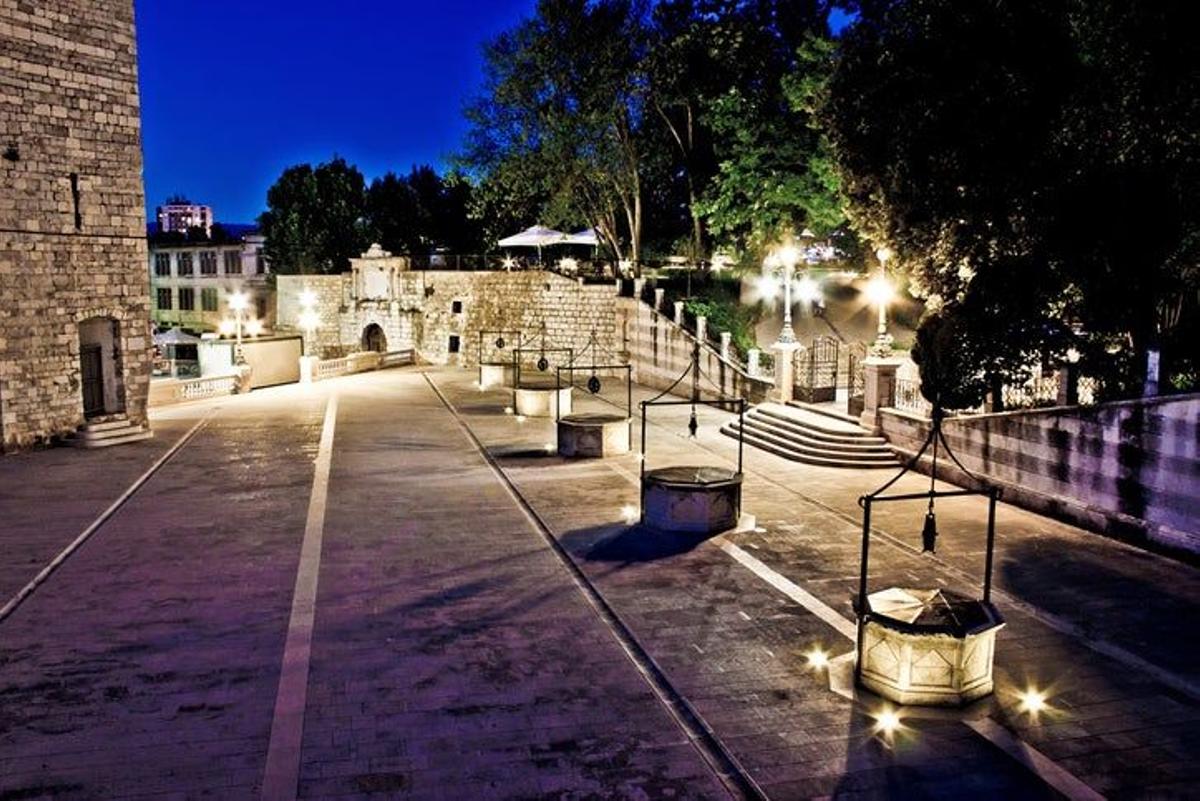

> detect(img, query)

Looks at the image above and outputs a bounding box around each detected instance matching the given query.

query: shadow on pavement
[561,523,717,566]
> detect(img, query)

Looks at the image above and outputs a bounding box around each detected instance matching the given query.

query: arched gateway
[361,323,387,353]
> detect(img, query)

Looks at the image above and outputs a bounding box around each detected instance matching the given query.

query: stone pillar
[720,332,731,361]
[860,356,903,432]
[772,342,801,403]
[1056,364,1079,407]
[299,355,318,384]
[748,348,760,377]
[654,288,665,311]
[633,278,645,299]
[695,316,707,346]
[673,300,684,324]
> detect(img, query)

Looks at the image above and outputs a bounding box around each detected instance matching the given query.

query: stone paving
[431,367,1200,800]
[0,366,1197,800]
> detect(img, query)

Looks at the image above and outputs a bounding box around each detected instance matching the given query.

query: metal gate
[80,344,104,417]
[794,336,839,403]
[846,342,867,417]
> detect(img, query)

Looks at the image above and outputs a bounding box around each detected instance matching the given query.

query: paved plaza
[1,367,1197,800]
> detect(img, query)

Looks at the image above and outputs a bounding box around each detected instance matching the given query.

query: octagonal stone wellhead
[854,587,1003,706]
[641,466,743,534]
[853,408,1004,707]
[557,413,631,458]
[513,381,573,417]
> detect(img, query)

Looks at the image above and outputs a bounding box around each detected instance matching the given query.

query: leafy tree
[824,0,1200,398]
[692,1,843,255]
[461,0,651,262]
[258,157,370,274]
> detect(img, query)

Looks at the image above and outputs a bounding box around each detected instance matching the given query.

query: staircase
[720,402,896,469]
[67,414,153,449]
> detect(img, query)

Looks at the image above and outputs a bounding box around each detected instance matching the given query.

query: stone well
[479,362,515,390]
[856,587,1004,707]
[514,381,573,418]
[642,466,742,535]
[557,413,631,458]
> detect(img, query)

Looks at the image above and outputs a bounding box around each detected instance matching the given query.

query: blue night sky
[135,0,537,225]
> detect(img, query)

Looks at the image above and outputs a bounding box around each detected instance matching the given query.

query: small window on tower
[69,173,81,230]
[451,300,463,314]
[448,335,461,354]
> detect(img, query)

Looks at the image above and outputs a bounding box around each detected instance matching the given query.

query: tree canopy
[258,159,482,274]
[823,0,1200,396]
[459,0,847,265]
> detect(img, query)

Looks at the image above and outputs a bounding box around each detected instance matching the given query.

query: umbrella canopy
[560,228,599,246]
[497,225,566,248]
[154,328,202,346]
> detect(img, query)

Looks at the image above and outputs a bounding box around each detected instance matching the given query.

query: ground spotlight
[805,647,829,670]
[1019,688,1048,715]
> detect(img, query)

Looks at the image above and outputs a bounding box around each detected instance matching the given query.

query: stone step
[74,423,145,442]
[787,400,864,427]
[738,416,893,456]
[722,424,896,469]
[72,429,154,449]
[753,406,887,446]
[79,416,131,432]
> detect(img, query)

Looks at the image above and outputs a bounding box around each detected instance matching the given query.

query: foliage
[367,166,484,256]
[698,17,847,255]
[460,0,650,262]
[644,271,761,359]
[258,157,370,275]
[259,158,483,273]
[824,0,1200,398]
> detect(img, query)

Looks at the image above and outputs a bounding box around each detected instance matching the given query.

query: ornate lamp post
[297,289,320,384]
[225,290,250,365]
[866,248,895,357]
[771,244,801,345]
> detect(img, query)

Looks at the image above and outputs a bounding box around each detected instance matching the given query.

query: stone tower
[0,0,152,450]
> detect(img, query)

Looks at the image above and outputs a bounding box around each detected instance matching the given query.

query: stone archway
[78,316,126,418]
[362,323,387,353]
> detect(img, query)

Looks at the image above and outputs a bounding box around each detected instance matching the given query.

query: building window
[255,296,268,320]
[201,288,218,312]
[448,335,461,354]
[223,250,241,275]
[177,252,194,276]
[154,252,171,276]
[255,248,266,274]
[178,287,195,311]
[200,251,217,275]
[452,300,463,314]
[156,287,172,310]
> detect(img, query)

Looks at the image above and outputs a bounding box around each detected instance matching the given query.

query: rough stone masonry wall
[413,271,619,368]
[881,395,1200,557]
[0,0,151,450]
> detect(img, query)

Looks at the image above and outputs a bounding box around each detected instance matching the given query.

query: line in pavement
[261,394,338,801]
[0,409,216,625]
[423,372,761,801]
[592,421,1110,801]
[599,389,1200,705]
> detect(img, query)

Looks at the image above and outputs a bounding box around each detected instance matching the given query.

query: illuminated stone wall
[0,0,151,450]
[881,395,1200,556]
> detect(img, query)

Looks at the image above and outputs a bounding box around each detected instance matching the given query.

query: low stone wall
[880,395,1200,557]
[617,298,773,405]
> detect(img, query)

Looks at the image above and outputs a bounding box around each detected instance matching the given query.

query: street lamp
[225,290,250,364]
[867,248,895,356]
[769,244,801,345]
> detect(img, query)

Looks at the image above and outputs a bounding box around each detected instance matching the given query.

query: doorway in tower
[78,316,126,418]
